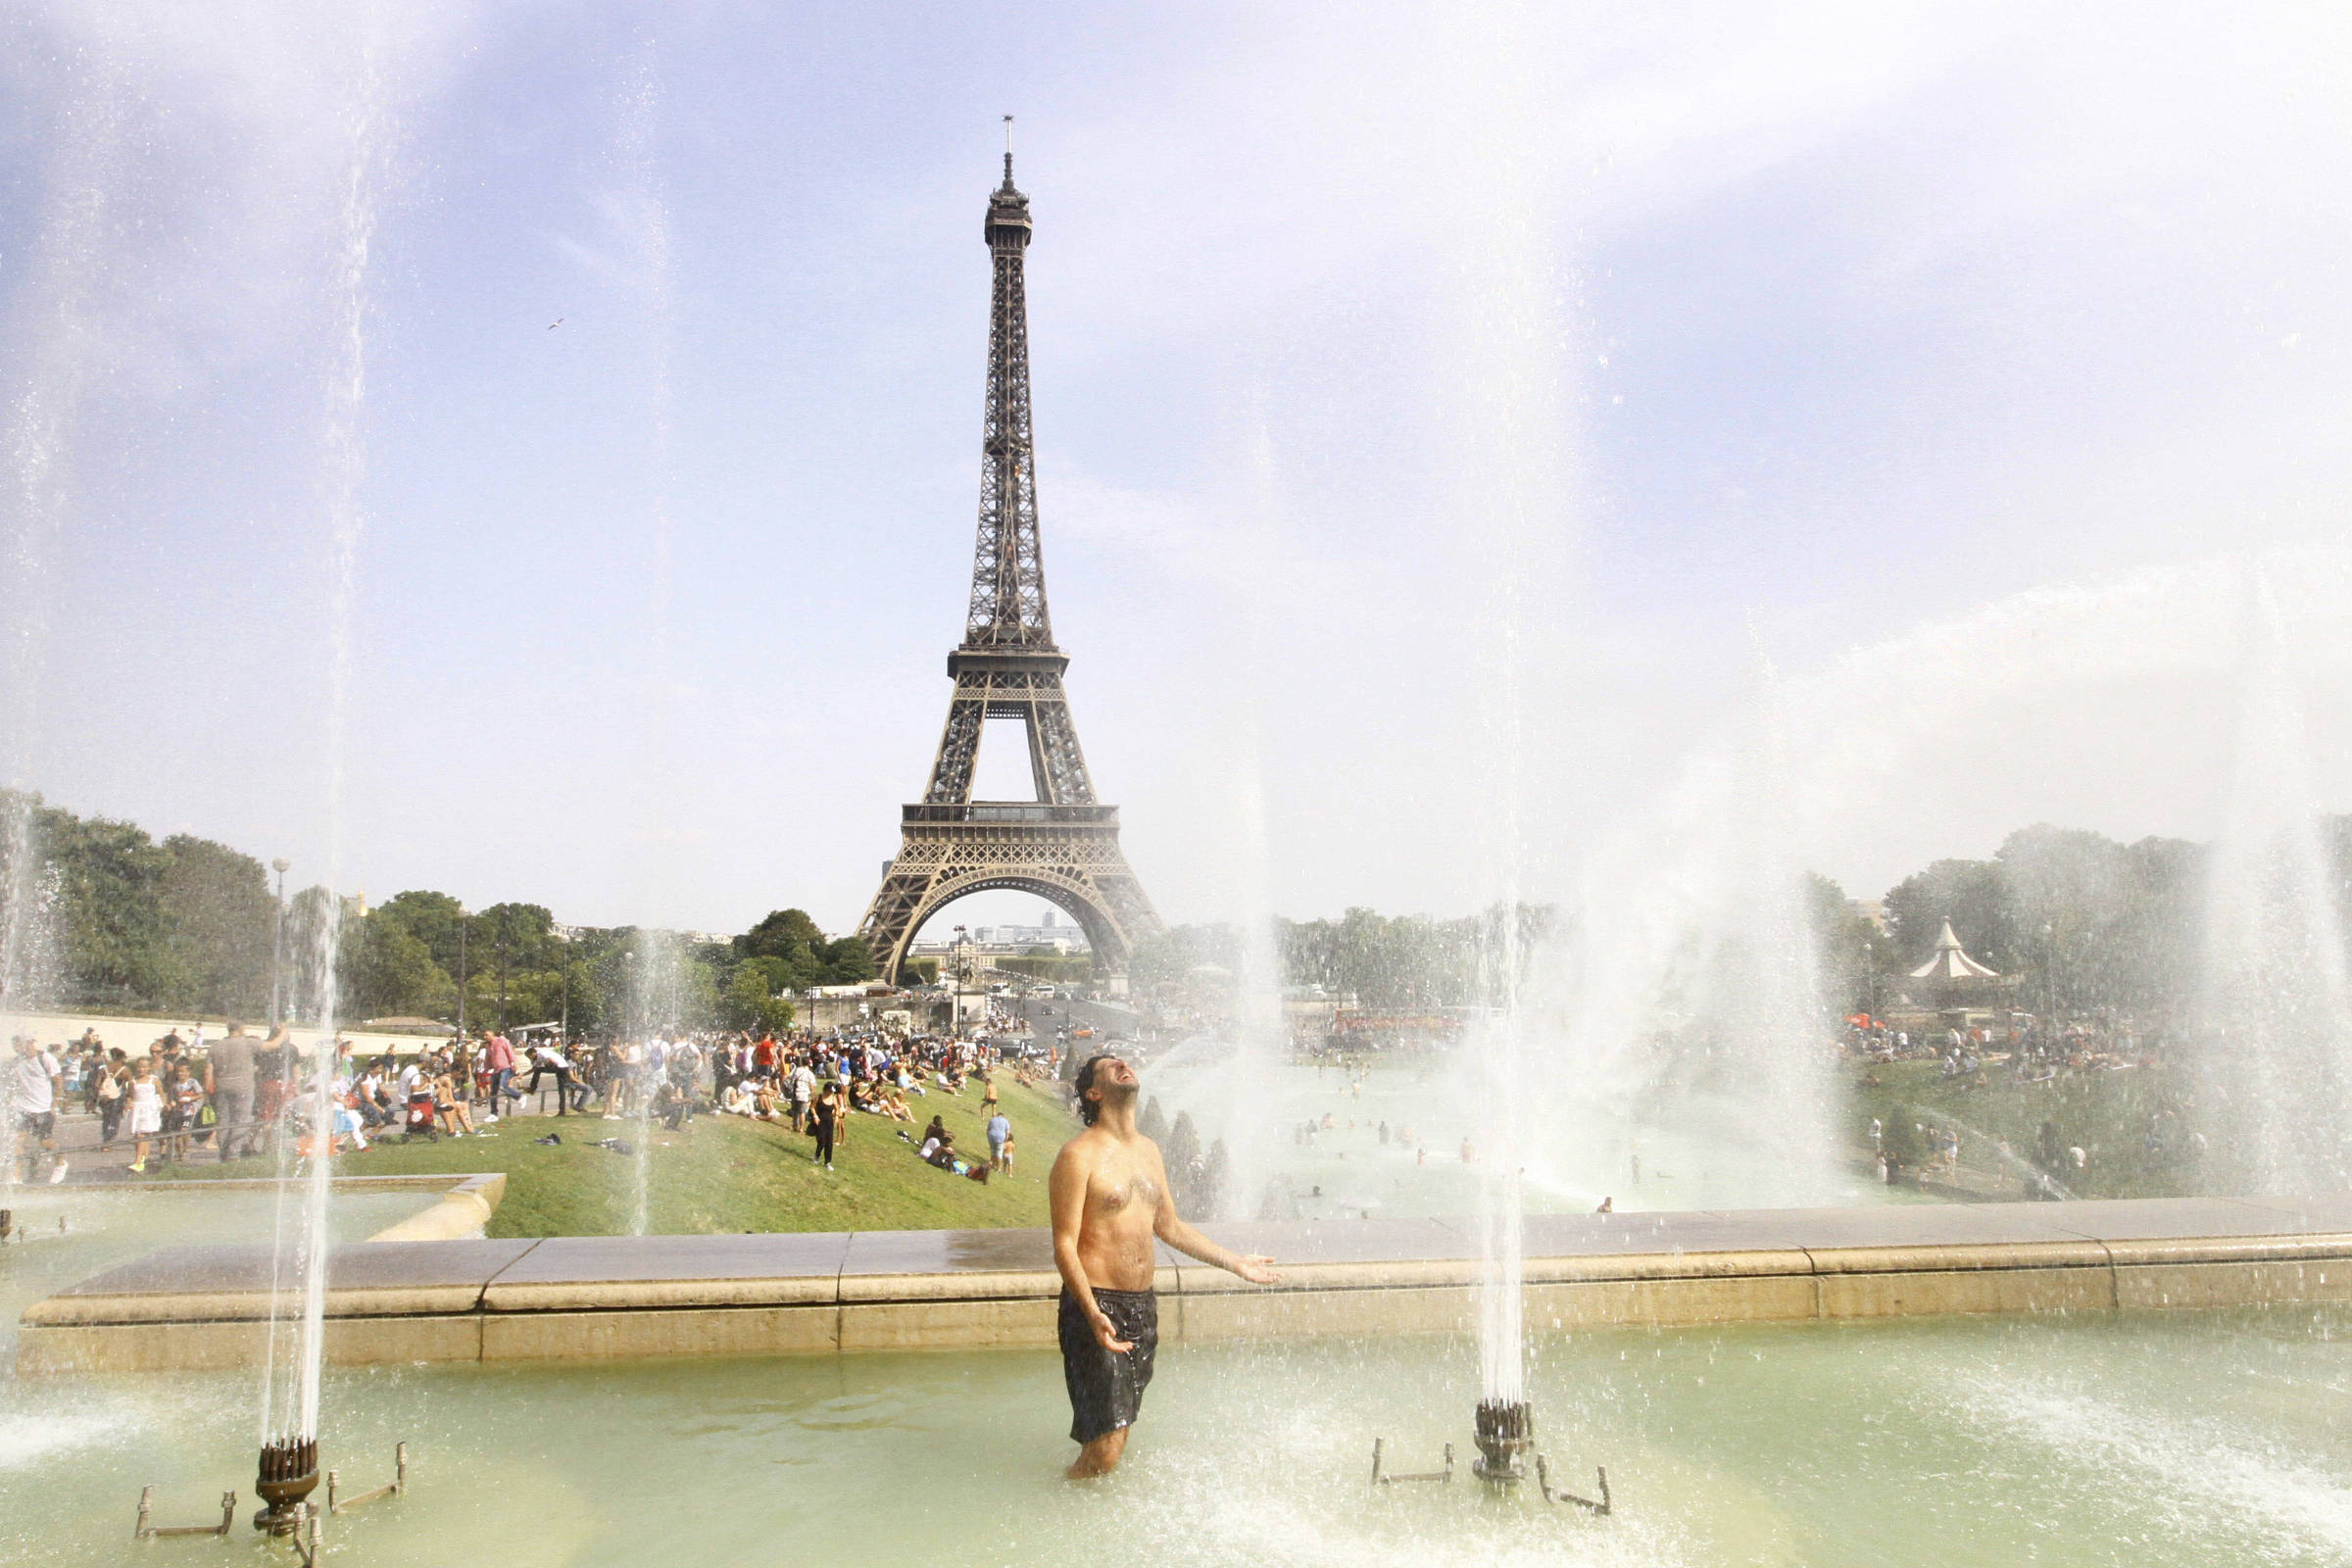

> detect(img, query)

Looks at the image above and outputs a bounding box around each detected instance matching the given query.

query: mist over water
[2195,575,2352,1195]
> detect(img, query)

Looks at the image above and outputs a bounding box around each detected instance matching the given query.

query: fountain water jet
[253,31,391,1531]
[2195,572,2352,1194]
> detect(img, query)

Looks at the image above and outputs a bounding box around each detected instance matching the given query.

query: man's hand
[1230,1254,1282,1286]
[1089,1303,1134,1353]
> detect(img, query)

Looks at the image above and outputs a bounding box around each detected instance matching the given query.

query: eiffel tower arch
[858,147,1162,991]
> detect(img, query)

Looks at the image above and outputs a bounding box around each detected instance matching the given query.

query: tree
[1165,1112,1202,1190]
[40,807,173,1007]
[819,936,877,985]
[1200,1138,1231,1218]
[375,890,468,979]
[739,908,825,960]
[721,960,795,1034]
[349,920,453,1019]
[156,834,273,1016]
[1807,872,1886,1015]
[1883,858,2017,973]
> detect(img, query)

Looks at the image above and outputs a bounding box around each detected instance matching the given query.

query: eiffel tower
[857,145,1161,992]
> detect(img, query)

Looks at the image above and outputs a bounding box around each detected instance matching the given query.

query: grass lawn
[1847,1057,2198,1199]
[140,1078,1075,1238]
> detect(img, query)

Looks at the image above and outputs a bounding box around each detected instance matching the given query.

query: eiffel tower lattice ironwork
[858,147,1162,989]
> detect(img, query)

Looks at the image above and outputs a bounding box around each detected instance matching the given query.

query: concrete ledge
[481,1305,837,1360]
[368,1174,507,1243]
[18,1313,484,1374]
[24,1195,2352,1373]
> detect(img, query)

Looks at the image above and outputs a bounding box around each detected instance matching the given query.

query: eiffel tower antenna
[858,150,1162,992]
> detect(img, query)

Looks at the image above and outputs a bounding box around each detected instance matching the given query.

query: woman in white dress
[125,1056,165,1172]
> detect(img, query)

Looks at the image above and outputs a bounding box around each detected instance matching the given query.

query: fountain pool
[1143,1054,1892,1221]
[7,1306,2352,1566]
[0,1188,436,1364]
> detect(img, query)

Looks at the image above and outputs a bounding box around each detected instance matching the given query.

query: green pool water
[0,1186,436,1363]
[8,1303,2352,1566]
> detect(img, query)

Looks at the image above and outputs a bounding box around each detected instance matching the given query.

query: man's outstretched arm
[1152,1159,1282,1285]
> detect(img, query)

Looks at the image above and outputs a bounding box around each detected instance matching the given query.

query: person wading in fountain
[1049,1054,1280,1479]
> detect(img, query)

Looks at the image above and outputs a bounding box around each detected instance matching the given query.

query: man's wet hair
[1074,1054,1121,1126]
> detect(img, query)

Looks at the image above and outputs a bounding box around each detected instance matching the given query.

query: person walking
[95,1049,126,1149]
[483,1030,516,1120]
[205,1022,261,1161]
[7,1035,67,1185]
[810,1082,841,1171]
[124,1056,165,1173]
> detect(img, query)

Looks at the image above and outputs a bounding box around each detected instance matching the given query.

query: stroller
[402,1088,440,1143]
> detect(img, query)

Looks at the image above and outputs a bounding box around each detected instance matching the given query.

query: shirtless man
[1049,1054,1279,1478]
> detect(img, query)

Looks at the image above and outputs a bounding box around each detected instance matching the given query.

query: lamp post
[456,907,468,1041]
[954,925,968,1033]
[559,929,571,1041]
[495,908,510,1032]
[1863,940,1877,1023]
[269,858,290,1026]
[2041,921,2057,1055]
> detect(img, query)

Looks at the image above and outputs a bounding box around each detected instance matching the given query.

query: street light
[954,925,968,1033]
[559,928,571,1041]
[456,907,468,1040]
[269,858,290,1026]
[2041,921,2057,1054]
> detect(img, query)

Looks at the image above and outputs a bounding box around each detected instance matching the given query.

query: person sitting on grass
[435,1067,475,1137]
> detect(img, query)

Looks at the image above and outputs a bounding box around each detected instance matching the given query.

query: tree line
[0,791,876,1035]
[1136,818,2352,1024]
[9,787,2345,1033]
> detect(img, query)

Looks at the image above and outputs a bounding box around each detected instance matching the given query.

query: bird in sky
[548,318,564,330]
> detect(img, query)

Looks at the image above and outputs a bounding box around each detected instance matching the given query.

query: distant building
[969,922,1088,953]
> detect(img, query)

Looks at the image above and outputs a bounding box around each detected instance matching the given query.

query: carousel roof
[1909,919,2001,981]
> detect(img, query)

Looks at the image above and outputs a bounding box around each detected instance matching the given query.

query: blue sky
[4,2,2350,938]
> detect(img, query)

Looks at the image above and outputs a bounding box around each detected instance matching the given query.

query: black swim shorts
[1058,1286,1158,1444]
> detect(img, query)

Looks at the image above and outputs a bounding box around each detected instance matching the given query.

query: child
[124,1057,165,1173]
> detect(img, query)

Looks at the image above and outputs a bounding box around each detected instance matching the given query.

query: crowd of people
[6,1018,1047,1184]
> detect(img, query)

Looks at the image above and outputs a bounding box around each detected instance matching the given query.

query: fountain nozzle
[1472,1398,1534,1485]
[254,1437,320,1536]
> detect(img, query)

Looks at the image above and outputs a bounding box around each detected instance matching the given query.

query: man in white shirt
[527,1041,575,1116]
[788,1060,816,1133]
[8,1035,67,1184]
